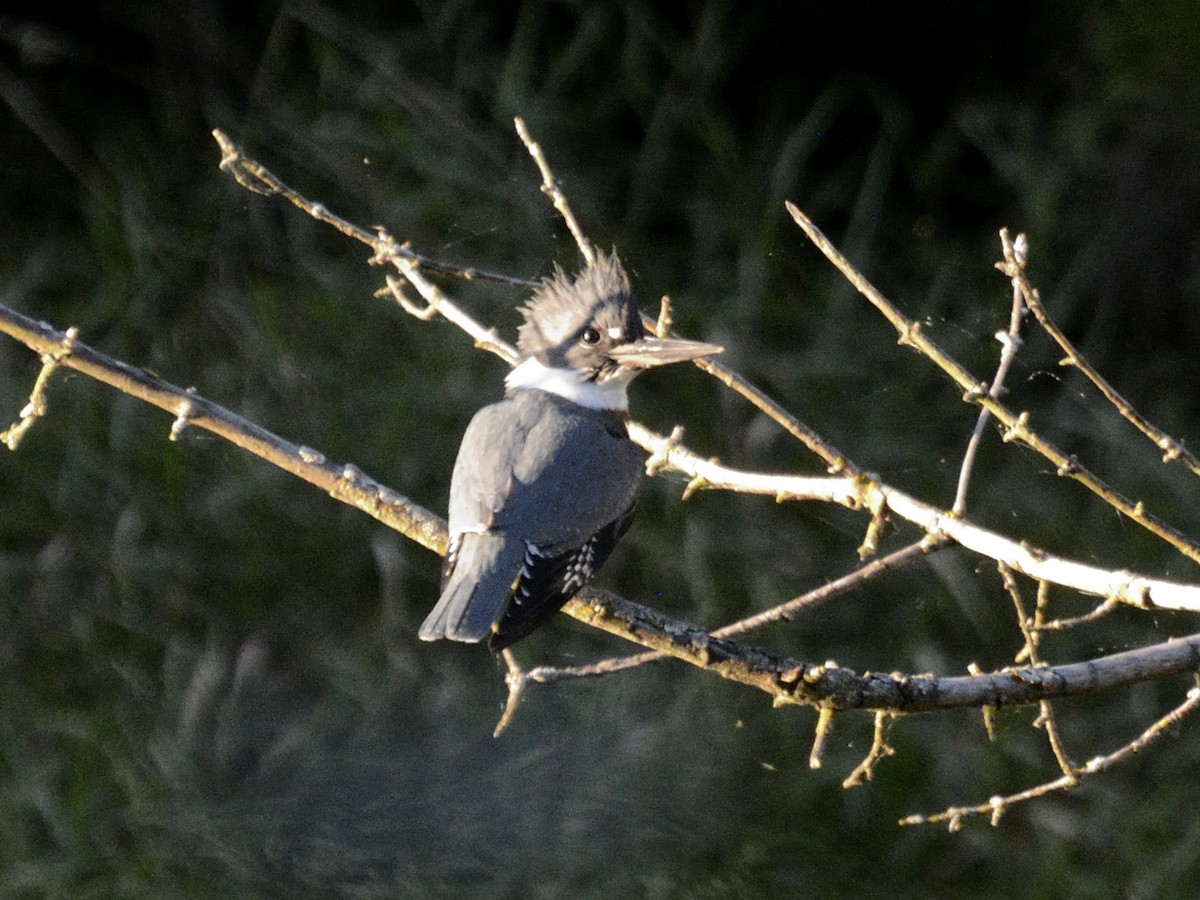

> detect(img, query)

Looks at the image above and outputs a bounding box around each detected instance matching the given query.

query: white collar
[504,358,630,411]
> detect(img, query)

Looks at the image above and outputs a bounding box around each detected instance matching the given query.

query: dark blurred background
[3,2,1200,897]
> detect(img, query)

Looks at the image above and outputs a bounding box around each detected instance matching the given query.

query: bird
[418,251,721,651]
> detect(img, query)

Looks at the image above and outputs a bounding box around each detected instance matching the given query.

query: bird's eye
[581,327,601,345]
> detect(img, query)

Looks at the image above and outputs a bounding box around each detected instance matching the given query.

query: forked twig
[1003,229,1200,478]
[1,325,77,450]
[843,712,898,788]
[786,201,1200,565]
[7,118,1198,825]
[901,675,1200,830]
[999,563,1075,778]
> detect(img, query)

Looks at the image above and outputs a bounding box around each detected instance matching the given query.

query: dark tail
[418,532,521,642]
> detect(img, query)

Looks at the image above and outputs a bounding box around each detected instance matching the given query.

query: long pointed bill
[608,336,723,369]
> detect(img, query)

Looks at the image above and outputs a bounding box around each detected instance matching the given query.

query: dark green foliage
[3,2,1200,896]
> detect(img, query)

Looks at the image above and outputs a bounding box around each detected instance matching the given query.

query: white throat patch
[505,358,630,411]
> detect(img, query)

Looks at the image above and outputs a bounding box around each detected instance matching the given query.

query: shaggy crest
[516,251,643,362]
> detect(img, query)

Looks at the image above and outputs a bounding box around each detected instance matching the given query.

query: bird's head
[513,252,721,394]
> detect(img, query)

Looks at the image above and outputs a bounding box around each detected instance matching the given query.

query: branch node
[1001,411,1030,443]
[169,388,199,442]
[644,425,685,477]
[989,795,1007,827]
[298,445,327,465]
[896,320,922,349]
[1055,455,1080,477]
[858,487,889,560]
[994,330,1023,353]
[961,382,988,403]
[385,274,439,320]
[1159,437,1184,463]
[681,474,708,502]
[842,711,897,788]
[1012,232,1028,267]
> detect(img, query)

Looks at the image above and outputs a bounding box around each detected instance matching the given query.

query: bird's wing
[495,393,643,546]
[488,504,637,651]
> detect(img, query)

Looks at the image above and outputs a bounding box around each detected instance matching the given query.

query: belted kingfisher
[418,251,721,650]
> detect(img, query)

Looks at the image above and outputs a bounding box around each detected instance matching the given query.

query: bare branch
[843,712,898,788]
[5,304,1200,720]
[1,324,77,450]
[952,231,1029,513]
[213,129,537,290]
[204,134,1200,614]
[0,303,445,552]
[786,201,1200,566]
[630,429,1200,613]
[1002,229,1200,478]
[901,676,1200,829]
[514,116,596,267]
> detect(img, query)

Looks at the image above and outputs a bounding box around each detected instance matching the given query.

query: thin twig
[514,116,595,267]
[1037,597,1120,631]
[809,707,837,769]
[953,231,1029,513]
[527,538,939,684]
[494,650,526,737]
[686,354,860,476]
[1,325,77,450]
[213,129,537,290]
[843,712,898,788]
[999,563,1075,778]
[1005,229,1200,479]
[901,675,1200,829]
[786,201,1200,566]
